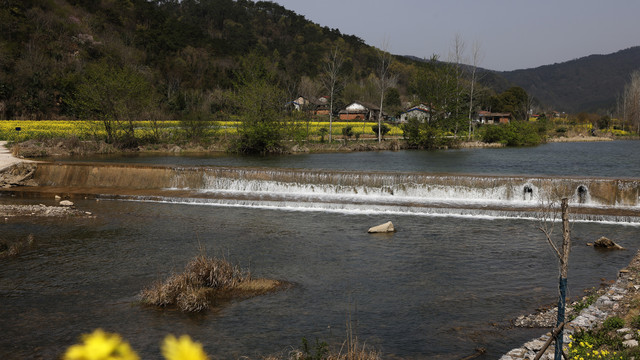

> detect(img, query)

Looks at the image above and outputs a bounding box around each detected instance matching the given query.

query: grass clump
[140,254,282,312]
[0,234,35,259]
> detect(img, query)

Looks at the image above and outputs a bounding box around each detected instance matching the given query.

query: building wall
[339,113,366,120]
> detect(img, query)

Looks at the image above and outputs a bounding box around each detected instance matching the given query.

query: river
[1,141,639,359]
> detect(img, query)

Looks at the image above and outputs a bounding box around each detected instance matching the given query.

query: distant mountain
[498,46,640,113]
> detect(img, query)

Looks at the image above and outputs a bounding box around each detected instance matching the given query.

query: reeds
[139,254,280,312]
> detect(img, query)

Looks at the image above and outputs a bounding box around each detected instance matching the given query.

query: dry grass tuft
[140,254,282,312]
[176,286,213,312]
[185,254,247,289]
[0,234,35,259]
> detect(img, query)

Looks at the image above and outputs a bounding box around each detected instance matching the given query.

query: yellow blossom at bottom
[162,335,209,360]
[64,329,139,360]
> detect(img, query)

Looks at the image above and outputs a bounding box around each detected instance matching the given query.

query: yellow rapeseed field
[0,120,404,141]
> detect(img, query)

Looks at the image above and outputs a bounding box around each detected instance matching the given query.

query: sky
[273,0,640,71]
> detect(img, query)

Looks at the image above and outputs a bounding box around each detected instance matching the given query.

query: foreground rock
[368,221,396,233]
[59,200,74,207]
[591,236,625,250]
[0,163,37,188]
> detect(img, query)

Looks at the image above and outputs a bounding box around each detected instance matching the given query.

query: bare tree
[376,40,397,143]
[467,40,483,140]
[322,46,344,143]
[448,34,466,138]
[623,70,640,134]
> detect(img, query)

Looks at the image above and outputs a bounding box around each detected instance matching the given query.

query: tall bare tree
[467,40,483,140]
[448,34,466,138]
[623,70,640,134]
[322,46,344,143]
[376,40,396,143]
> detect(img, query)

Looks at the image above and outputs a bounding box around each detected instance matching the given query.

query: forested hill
[2,0,637,121]
[0,0,386,120]
[498,46,640,113]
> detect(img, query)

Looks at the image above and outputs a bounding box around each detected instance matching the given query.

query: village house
[285,96,333,116]
[284,96,310,112]
[338,101,386,121]
[475,111,511,124]
[399,104,430,123]
[313,96,330,115]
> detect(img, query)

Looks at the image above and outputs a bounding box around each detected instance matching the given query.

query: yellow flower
[64,329,139,360]
[162,335,209,360]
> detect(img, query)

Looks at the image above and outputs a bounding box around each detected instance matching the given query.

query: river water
[46,140,640,178]
[1,141,639,359]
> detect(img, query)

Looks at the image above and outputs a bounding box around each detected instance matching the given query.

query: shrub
[318,127,328,143]
[371,123,390,139]
[140,254,249,312]
[341,125,354,140]
[603,316,625,331]
[401,118,457,149]
[481,121,542,146]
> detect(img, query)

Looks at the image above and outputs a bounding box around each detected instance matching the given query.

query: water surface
[46,141,640,178]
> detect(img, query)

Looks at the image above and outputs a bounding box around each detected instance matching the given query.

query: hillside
[0,0,385,120]
[499,46,640,113]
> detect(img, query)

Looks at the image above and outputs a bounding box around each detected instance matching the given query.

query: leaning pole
[555,198,571,360]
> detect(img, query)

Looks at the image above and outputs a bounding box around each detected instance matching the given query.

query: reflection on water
[1,198,638,359]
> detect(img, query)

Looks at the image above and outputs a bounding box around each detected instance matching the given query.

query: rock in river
[368,221,396,233]
[593,236,625,250]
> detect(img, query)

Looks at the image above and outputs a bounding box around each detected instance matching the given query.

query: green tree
[371,123,390,140]
[70,61,155,145]
[492,87,529,121]
[402,117,457,149]
[481,122,542,146]
[231,53,286,154]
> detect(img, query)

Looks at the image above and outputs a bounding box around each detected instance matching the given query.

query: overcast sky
[273,0,640,71]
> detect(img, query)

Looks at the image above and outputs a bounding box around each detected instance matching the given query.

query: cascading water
[25,163,640,224]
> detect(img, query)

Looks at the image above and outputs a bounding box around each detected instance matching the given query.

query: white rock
[368,221,396,233]
[617,327,632,334]
[623,339,639,348]
[54,195,61,200]
[524,339,546,351]
[59,200,74,207]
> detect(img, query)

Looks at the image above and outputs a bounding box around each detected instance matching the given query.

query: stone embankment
[501,250,640,359]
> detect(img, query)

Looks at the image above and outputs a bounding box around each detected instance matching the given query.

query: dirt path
[0,141,32,172]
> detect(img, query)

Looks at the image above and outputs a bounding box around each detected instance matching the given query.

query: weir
[14,162,640,222]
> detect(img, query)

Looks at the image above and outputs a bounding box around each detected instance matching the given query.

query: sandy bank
[548,136,613,142]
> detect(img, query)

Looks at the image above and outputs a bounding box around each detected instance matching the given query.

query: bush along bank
[502,250,640,359]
